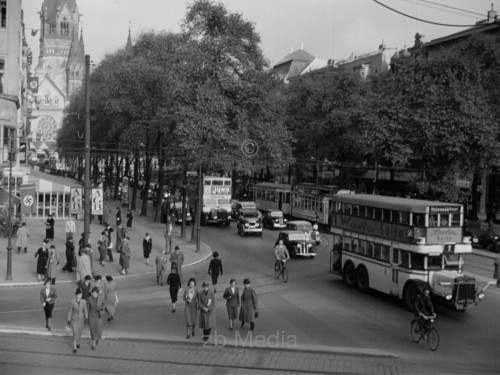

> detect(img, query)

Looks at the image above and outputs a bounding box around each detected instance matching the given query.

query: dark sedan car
[275,230,316,258]
[262,210,287,229]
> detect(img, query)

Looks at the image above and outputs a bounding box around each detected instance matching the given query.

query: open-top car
[262,209,287,229]
[275,230,316,258]
[237,208,263,236]
[286,220,321,244]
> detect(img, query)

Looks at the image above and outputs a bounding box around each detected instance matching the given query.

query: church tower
[31,0,84,142]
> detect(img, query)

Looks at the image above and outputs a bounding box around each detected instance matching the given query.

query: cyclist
[414,286,436,333]
[274,239,290,271]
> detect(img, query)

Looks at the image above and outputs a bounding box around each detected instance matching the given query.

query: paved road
[1,222,499,374]
[0,332,399,375]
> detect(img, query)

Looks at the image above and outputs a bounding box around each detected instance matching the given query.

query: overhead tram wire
[415,0,486,18]
[372,0,482,27]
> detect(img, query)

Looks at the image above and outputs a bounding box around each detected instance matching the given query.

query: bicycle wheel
[427,327,440,351]
[282,267,289,283]
[410,320,422,343]
[274,263,281,278]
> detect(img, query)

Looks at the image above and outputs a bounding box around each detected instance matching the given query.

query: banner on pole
[70,187,83,214]
[20,183,37,215]
[92,188,103,215]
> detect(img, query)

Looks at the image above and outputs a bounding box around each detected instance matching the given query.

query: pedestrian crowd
[16,205,260,353]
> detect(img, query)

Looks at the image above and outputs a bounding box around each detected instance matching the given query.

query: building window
[0,58,5,93]
[1,1,6,28]
[60,19,69,36]
[49,23,56,35]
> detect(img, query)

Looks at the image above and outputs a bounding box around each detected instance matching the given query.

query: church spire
[126,23,133,53]
[79,28,85,55]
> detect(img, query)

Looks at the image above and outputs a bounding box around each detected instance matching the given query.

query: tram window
[268,192,275,201]
[401,212,410,225]
[359,206,366,218]
[285,193,290,204]
[451,213,460,226]
[373,243,381,260]
[400,251,410,268]
[374,208,382,221]
[382,209,391,221]
[319,202,323,213]
[381,245,390,262]
[411,253,425,270]
[440,214,449,227]
[344,203,352,215]
[351,205,359,216]
[429,214,439,227]
[392,249,400,264]
[344,238,351,252]
[413,213,425,226]
[359,240,367,256]
[351,239,359,253]
[391,210,400,223]
[428,255,443,270]
[366,243,373,258]
[366,206,374,219]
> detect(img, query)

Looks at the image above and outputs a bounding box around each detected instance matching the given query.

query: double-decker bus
[201,176,232,226]
[253,182,351,227]
[329,194,490,311]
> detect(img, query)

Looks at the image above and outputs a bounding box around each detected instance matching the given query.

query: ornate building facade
[30,0,84,149]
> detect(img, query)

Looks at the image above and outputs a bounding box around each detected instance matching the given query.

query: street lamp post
[195,162,202,252]
[6,148,16,280]
[83,55,91,245]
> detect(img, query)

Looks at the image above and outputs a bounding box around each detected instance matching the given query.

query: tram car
[253,182,352,228]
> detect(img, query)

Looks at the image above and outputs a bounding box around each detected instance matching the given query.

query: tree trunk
[470,172,480,221]
[131,150,139,211]
[155,131,164,223]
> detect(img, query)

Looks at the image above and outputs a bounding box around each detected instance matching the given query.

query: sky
[21,0,500,68]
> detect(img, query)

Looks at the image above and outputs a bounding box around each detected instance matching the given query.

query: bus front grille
[454,277,476,303]
[218,210,228,220]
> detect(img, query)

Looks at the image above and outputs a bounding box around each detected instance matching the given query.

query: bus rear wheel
[356,266,370,292]
[343,262,356,288]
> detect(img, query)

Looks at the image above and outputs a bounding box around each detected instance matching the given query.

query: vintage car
[171,205,192,225]
[232,201,260,220]
[275,230,316,258]
[237,208,263,236]
[286,220,321,244]
[262,209,287,229]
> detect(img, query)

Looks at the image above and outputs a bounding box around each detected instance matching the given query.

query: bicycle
[410,314,440,351]
[274,259,288,283]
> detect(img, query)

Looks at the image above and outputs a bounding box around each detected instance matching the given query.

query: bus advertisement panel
[202,176,232,226]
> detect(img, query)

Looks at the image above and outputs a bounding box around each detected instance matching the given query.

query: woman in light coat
[198,281,216,341]
[45,245,60,285]
[87,287,105,350]
[183,278,198,339]
[103,275,118,321]
[76,247,92,282]
[15,222,30,253]
[67,287,88,354]
[155,250,168,285]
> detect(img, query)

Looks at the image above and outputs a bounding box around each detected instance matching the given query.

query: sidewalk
[0,200,211,287]
[0,330,401,375]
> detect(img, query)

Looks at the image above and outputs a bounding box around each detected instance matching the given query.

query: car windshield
[241,203,255,208]
[243,211,259,218]
[288,234,306,241]
[289,223,311,231]
[270,211,282,217]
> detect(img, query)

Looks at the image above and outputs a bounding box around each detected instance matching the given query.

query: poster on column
[70,187,83,214]
[92,189,103,215]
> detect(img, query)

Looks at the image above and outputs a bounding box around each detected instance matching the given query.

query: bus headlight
[244,223,249,228]
[478,292,485,300]
[445,294,453,301]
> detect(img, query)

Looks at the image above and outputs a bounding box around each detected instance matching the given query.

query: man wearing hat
[239,278,259,332]
[198,281,216,341]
